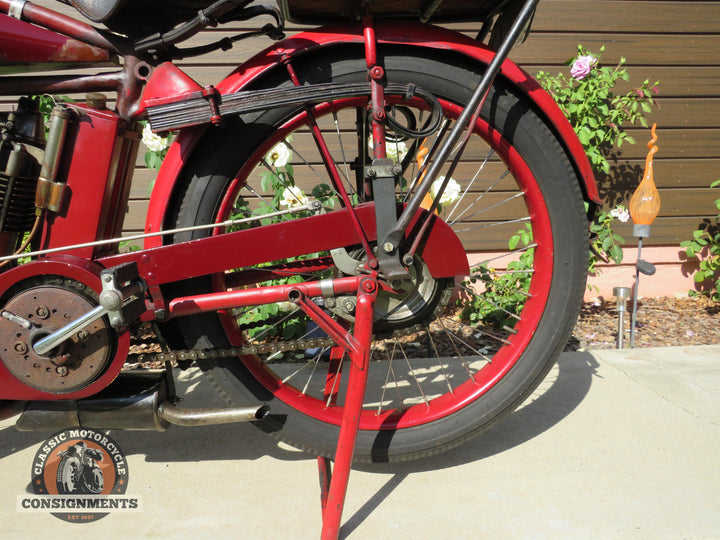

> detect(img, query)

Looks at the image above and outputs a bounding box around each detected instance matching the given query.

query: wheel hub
[0,283,113,393]
[330,248,453,331]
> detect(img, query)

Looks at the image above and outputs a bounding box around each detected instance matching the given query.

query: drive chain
[127,323,427,365]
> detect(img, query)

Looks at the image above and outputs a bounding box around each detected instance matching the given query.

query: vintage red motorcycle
[0,0,598,534]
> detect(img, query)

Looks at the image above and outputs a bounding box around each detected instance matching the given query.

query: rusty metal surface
[0,285,112,393]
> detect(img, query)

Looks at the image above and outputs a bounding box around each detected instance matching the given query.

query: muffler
[14,371,269,431]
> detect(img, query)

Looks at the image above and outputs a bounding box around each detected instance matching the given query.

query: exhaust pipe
[15,372,269,432]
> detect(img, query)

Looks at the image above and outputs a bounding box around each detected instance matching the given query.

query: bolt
[402,254,415,266]
[343,300,356,314]
[103,274,113,283]
[392,165,402,176]
[361,279,377,293]
[367,168,376,177]
[14,341,27,354]
[35,306,49,319]
[77,330,89,341]
[373,109,386,121]
[370,66,384,79]
[56,366,68,376]
[383,242,394,253]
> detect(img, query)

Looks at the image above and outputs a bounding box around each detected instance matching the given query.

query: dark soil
[566,295,720,351]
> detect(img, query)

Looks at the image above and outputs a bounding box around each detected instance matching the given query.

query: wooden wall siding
[3,0,719,249]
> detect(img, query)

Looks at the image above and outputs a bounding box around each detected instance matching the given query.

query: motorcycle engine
[0,97,44,258]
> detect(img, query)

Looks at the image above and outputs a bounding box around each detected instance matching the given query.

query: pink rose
[570,55,597,80]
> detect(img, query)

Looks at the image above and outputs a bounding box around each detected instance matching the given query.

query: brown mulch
[566,295,720,351]
[128,296,720,365]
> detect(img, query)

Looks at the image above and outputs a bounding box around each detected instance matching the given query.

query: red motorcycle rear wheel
[162,47,588,462]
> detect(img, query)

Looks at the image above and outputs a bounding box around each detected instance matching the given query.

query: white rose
[430,176,461,206]
[276,301,295,312]
[266,141,291,168]
[142,123,170,153]
[367,136,408,163]
[609,205,630,223]
[280,186,308,207]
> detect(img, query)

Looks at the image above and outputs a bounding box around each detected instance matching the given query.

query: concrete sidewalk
[1,346,719,539]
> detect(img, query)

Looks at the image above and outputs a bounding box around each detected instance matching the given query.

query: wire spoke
[332,111,355,194]
[440,317,498,359]
[325,352,345,408]
[452,216,530,233]
[446,149,495,221]
[449,166,509,225]
[457,283,523,322]
[283,139,341,197]
[451,190,524,225]
[435,317,478,378]
[473,242,538,268]
[426,329,454,394]
[399,341,430,407]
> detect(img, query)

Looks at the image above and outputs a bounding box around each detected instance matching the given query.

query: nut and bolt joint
[361,279,377,293]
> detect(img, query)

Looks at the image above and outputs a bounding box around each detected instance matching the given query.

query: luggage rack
[278,0,516,23]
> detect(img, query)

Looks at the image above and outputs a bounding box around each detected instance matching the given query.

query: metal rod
[630,237,643,348]
[33,304,106,356]
[383,0,541,250]
[613,286,630,349]
[0,203,314,263]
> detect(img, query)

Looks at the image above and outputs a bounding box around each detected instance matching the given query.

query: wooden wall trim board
[3,1,719,258]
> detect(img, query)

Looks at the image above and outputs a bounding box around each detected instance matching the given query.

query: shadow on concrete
[338,352,599,537]
[1,351,599,521]
[1,352,598,465]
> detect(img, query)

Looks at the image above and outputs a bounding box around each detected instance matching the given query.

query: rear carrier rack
[277,0,520,24]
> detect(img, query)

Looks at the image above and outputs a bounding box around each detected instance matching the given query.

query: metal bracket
[367,159,410,280]
[32,262,147,357]
[99,262,147,328]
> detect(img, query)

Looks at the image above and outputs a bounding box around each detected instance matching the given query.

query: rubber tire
[56,455,81,494]
[162,46,588,463]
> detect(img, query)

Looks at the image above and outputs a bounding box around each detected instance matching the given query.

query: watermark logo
[18,428,141,522]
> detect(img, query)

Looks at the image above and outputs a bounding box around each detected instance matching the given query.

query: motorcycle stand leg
[318,276,377,540]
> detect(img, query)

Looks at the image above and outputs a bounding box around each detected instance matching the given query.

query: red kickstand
[317,276,377,540]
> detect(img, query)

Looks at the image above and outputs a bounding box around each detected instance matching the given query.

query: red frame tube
[168,276,361,318]
[0,0,120,53]
[320,275,377,539]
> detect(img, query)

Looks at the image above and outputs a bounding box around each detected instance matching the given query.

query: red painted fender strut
[140,21,599,248]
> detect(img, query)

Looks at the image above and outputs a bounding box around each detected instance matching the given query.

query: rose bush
[536,46,659,174]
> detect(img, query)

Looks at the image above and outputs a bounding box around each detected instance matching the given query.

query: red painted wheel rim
[211,97,554,430]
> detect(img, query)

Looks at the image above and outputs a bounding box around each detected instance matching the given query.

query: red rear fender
[142,21,598,248]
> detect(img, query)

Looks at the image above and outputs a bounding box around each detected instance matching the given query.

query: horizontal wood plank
[532,1,720,33]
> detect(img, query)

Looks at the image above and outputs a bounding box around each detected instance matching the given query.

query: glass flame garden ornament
[629,124,661,346]
[629,123,661,236]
